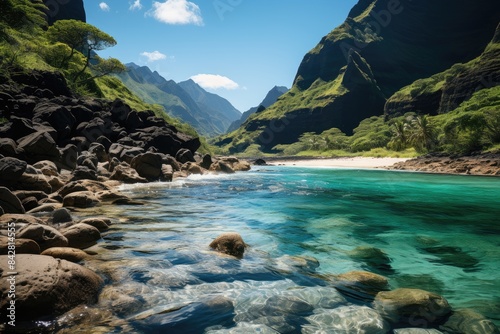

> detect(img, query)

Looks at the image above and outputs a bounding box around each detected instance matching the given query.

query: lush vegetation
[0,0,210,151]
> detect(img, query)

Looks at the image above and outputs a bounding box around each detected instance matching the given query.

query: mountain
[178,79,241,131]
[117,64,240,137]
[217,0,500,153]
[227,86,288,133]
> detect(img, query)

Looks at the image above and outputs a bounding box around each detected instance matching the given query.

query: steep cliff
[218,0,500,153]
[385,23,500,117]
[44,0,86,25]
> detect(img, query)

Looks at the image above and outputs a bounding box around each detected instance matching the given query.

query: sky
[86,0,358,112]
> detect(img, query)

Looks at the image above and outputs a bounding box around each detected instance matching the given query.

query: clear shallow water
[61,167,500,333]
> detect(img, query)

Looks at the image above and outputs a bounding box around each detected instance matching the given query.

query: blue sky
[86,0,357,111]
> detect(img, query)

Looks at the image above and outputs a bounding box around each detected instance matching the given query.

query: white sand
[268,157,410,169]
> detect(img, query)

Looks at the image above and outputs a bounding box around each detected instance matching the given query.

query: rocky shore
[389,153,500,176]
[0,69,251,329]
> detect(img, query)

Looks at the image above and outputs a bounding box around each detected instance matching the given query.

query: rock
[160,164,173,182]
[374,288,452,326]
[0,138,18,157]
[12,190,48,202]
[27,202,63,214]
[17,131,61,164]
[17,223,68,251]
[77,151,98,169]
[0,214,46,229]
[58,180,112,197]
[95,189,131,203]
[78,217,111,232]
[439,309,500,334]
[52,208,73,224]
[71,165,98,181]
[182,162,205,175]
[349,246,393,274]
[110,164,148,183]
[33,160,58,176]
[209,232,246,258]
[253,158,267,166]
[21,196,39,212]
[47,175,65,192]
[161,154,181,171]
[0,186,25,214]
[305,305,389,334]
[334,271,389,298]
[0,254,103,320]
[0,157,27,186]
[0,236,40,254]
[63,191,99,208]
[176,148,195,163]
[62,223,101,249]
[16,172,53,193]
[98,285,143,316]
[200,154,213,169]
[89,142,108,162]
[60,143,78,170]
[130,152,163,180]
[33,102,75,140]
[210,161,235,174]
[394,329,444,334]
[231,160,251,172]
[41,247,89,262]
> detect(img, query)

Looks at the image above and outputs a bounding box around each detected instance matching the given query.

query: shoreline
[265,157,410,169]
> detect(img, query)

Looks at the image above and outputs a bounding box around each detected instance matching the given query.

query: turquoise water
[64,167,500,332]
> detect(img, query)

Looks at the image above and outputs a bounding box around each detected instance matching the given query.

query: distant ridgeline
[217,0,500,154]
[116,64,241,138]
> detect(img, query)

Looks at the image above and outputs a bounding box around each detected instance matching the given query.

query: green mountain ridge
[217,0,500,154]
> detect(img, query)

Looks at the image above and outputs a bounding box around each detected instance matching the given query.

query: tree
[388,119,409,151]
[409,115,436,153]
[46,19,118,82]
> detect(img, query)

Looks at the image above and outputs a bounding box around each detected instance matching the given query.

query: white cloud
[190,74,239,90]
[129,0,143,10]
[149,0,203,25]
[99,2,110,11]
[140,51,168,62]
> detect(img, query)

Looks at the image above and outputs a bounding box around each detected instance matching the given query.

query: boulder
[58,180,112,197]
[63,191,99,208]
[209,232,246,258]
[88,142,108,162]
[334,271,389,298]
[439,309,500,334]
[160,164,174,182]
[0,214,46,229]
[77,217,111,232]
[71,165,98,181]
[209,161,235,174]
[60,143,78,170]
[52,208,73,224]
[253,158,267,166]
[32,102,76,140]
[374,288,452,326]
[32,160,58,176]
[0,157,27,186]
[17,223,68,251]
[0,138,19,157]
[200,154,213,169]
[17,131,61,164]
[0,186,25,214]
[62,223,101,249]
[394,329,444,334]
[182,162,205,175]
[0,236,40,255]
[110,164,147,183]
[0,116,36,140]
[41,247,89,263]
[12,190,48,202]
[15,172,53,193]
[130,152,163,180]
[0,254,103,320]
[161,154,181,171]
[21,196,39,212]
[176,148,195,163]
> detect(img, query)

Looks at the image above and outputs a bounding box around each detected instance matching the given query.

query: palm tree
[388,119,409,151]
[409,115,436,153]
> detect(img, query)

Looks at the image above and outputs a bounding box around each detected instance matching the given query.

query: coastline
[265,157,411,169]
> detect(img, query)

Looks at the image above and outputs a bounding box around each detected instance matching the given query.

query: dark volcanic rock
[17,131,61,164]
[44,0,86,25]
[0,186,25,214]
[130,152,163,180]
[0,157,27,186]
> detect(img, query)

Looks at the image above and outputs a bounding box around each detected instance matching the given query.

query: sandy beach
[267,157,410,169]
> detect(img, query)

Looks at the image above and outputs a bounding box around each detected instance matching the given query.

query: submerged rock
[0,254,103,320]
[374,288,452,327]
[334,270,389,299]
[439,309,500,334]
[209,232,247,258]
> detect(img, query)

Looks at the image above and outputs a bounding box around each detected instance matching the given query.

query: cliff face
[385,23,500,117]
[44,0,86,25]
[218,0,500,153]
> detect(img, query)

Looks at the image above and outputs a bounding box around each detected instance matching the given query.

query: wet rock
[200,154,213,169]
[0,186,25,214]
[52,208,73,224]
[182,162,205,175]
[62,191,99,208]
[110,164,148,183]
[78,217,111,232]
[264,295,314,316]
[41,247,89,262]
[0,254,103,320]
[209,232,246,258]
[394,329,444,334]
[160,164,174,182]
[0,236,40,254]
[62,223,101,249]
[304,305,389,334]
[253,158,267,166]
[349,246,393,274]
[334,270,389,298]
[98,286,143,316]
[374,288,452,326]
[210,161,235,174]
[0,156,27,186]
[0,213,45,229]
[130,152,163,180]
[439,309,500,334]
[17,223,68,251]
[16,172,53,193]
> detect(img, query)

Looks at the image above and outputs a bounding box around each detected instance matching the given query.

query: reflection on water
[55,167,500,332]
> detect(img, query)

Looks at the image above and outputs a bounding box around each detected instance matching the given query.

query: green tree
[388,119,409,151]
[46,19,118,82]
[409,115,436,153]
